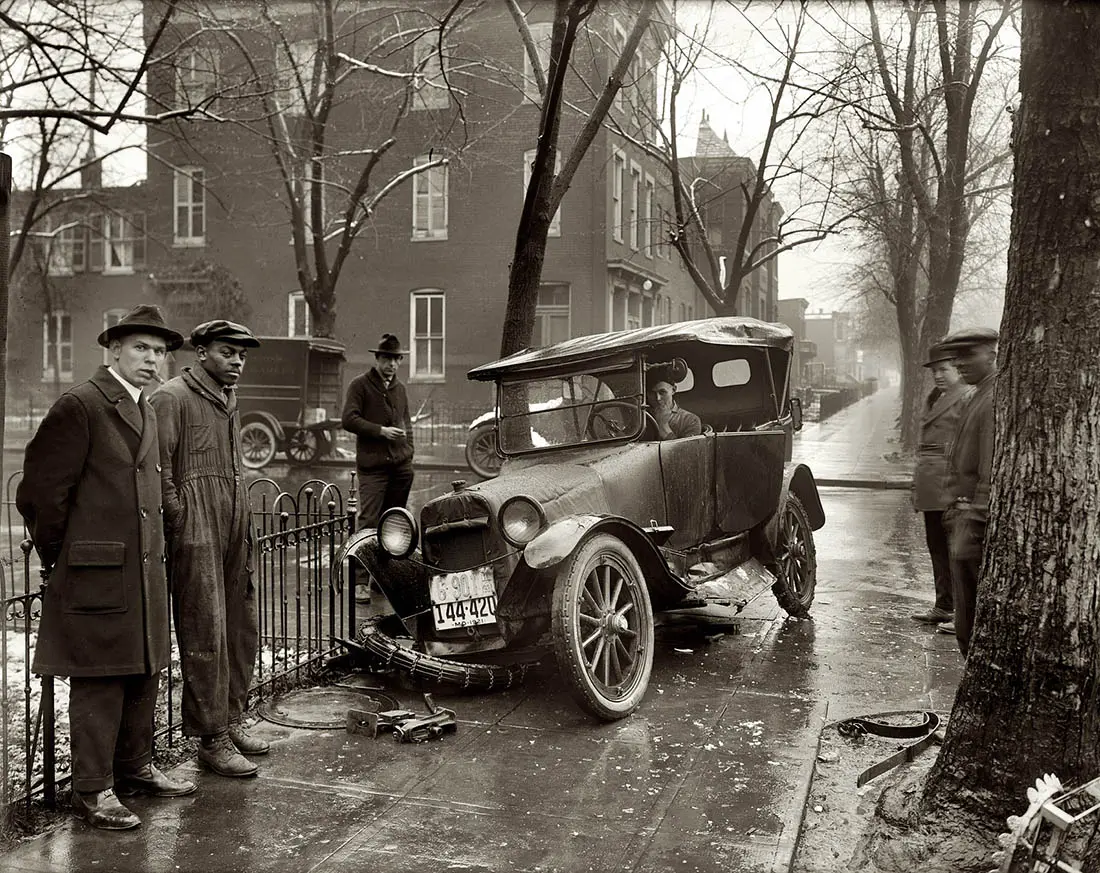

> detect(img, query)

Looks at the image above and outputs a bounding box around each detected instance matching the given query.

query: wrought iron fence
[0,471,356,824]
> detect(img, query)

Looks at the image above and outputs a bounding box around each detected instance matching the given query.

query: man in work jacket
[151,319,266,777]
[18,304,194,830]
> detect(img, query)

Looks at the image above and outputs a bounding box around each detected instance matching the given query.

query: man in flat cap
[17,304,195,830]
[910,341,971,628]
[342,334,416,555]
[151,320,267,777]
[940,327,999,657]
[645,364,702,440]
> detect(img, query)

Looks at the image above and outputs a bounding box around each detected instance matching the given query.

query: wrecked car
[340,316,824,721]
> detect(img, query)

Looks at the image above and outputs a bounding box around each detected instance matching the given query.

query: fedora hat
[98,304,184,351]
[369,333,409,356]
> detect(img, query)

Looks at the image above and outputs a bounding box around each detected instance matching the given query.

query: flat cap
[190,319,261,348]
[939,327,998,351]
[922,341,955,368]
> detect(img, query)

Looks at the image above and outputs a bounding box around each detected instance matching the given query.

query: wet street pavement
[0,483,964,873]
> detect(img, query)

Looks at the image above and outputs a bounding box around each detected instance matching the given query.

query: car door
[659,433,716,549]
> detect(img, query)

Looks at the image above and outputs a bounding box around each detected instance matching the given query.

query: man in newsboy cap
[150,320,269,778]
[939,327,999,657]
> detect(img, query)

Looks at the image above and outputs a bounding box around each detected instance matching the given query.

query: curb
[814,477,912,490]
[774,699,830,873]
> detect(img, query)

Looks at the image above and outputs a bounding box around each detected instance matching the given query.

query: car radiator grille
[420,493,494,572]
[423,529,489,572]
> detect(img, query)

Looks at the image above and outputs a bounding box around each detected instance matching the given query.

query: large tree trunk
[872,4,1100,869]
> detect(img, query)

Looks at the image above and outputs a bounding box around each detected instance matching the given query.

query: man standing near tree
[939,327,999,657]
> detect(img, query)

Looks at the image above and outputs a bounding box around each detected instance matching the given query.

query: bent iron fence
[0,472,359,829]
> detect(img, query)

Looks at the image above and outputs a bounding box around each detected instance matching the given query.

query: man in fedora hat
[150,319,267,778]
[17,304,195,830]
[910,340,971,629]
[939,327,999,657]
[342,333,416,545]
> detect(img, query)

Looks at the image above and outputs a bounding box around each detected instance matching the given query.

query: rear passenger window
[712,359,751,387]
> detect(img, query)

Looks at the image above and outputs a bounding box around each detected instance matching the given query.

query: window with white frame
[412,33,448,110]
[47,219,86,275]
[627,291,642,329]
[102,308,128,364]
[276,39,315,117]
[411,290,445,379]
[523,22,553,102]
[174,167,205,246]
[288,291,310,337]
[175,45,218,108]
[535,284,570,346]
[611,21,626,112]
[412,156,448,240]
[629,163,641,250]
[523,148,561,237]
[611,149,625,242]
[643,175,654,257]
[101,212,146,273]
[42,311,73,382]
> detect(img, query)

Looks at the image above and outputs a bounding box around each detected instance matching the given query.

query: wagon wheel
[585,400,643,440]
[771,494,817,617]
[240,421,278,470]
[285,428,322,464]
[465,423,502,479]
[551,533,654,720]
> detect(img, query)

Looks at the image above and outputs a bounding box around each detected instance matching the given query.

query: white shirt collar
[107,366,144,404]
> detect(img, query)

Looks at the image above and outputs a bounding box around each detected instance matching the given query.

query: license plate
[430,566,498,631]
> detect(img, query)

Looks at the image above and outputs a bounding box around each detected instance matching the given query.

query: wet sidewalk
[792,385,911,489]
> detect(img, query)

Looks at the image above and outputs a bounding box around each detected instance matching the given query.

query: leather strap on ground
[832,710,942,787]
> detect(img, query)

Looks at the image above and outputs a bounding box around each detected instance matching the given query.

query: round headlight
[378,507,418,558]
[499,496,546,547]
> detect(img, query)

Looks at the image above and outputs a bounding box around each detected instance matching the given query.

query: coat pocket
[64,541,127,614]
[189,423,215,453]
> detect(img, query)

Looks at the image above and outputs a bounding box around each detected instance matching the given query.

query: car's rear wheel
[551,533,654,720]
[285,428,322,464]
[240,421,278,469]
[465,423,502,479]
[771,494,817,617]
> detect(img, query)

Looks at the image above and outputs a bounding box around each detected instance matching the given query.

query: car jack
[347,693,457,743]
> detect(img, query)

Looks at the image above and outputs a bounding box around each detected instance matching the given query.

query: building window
[288,291,310,337]
[47,220,86,275]
[611,21,626,112]
[627,291,641,329]
[535,284,570,346]
[629,162,641,250]
[174,167,205,246]
[643,175,654,257]
[276,39,315,117]
[42,311,73,382]
[175,45,218,108]
[411,290,445,379]
[99,212,145,273]
[642,294,653,327]
[523,21,553,102]
[524,149,561,237]
[102,308,129,364]
[611,149,625,242]
[412,33,449,110]
[412,156,448,240]
[610,285,627,331]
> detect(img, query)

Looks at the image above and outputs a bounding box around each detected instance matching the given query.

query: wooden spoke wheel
[771,494,817,617]
[240,421,278,469]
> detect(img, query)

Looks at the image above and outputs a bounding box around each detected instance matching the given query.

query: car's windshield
[498,364,643,454]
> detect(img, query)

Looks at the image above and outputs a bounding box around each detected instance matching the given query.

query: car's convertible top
[468,316,795,381]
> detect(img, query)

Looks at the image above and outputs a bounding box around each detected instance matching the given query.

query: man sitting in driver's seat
[646,367,702,440]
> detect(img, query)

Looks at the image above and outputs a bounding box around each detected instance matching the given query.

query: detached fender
[761,463,825,552]
[336,528,430,623]
[241,410,286,444]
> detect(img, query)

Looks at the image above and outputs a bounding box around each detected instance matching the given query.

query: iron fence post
[41,677,54,810]
[347,470,357,638]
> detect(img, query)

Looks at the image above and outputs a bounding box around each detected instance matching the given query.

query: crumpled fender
[761,463,826,550]
[522,514,607,569]
[336,527,430,621]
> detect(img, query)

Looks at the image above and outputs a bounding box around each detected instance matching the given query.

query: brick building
[7,1,783,415]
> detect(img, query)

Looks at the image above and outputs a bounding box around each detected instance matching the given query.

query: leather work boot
[115,763,197,797]
[72,788,141,830]
[228,722,270,756]
[910,607,952,624]
[198,733,259,777]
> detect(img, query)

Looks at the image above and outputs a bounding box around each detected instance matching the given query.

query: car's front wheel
[551,533,654,720]
[240,421,278,469]
[771,494,817,617]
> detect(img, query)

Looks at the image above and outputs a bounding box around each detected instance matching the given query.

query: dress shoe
[936,621,957,635]
[911,607,952,624]
[72,788,140,830]
[116,764,197,797]
[228,722,270,756]
[354,584,372,603]
[199,733,259,777]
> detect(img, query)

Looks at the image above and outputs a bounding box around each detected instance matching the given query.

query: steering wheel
[586,401,646,440]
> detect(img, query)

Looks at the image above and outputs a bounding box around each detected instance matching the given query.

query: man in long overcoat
[151,320,265,778]
[910,341,971,629]
[941,327,999,658]
[17,305,195,830]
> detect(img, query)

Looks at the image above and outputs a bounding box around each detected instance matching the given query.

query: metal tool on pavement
[347,692,457,743]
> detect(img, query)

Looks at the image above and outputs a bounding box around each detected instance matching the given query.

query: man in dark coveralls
[17,305,195,830]
[342,332,416,531]
[940,327,999,657]
[151,320,266,777]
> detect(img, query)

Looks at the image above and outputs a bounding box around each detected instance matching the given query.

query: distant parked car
[341,317,823,720]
